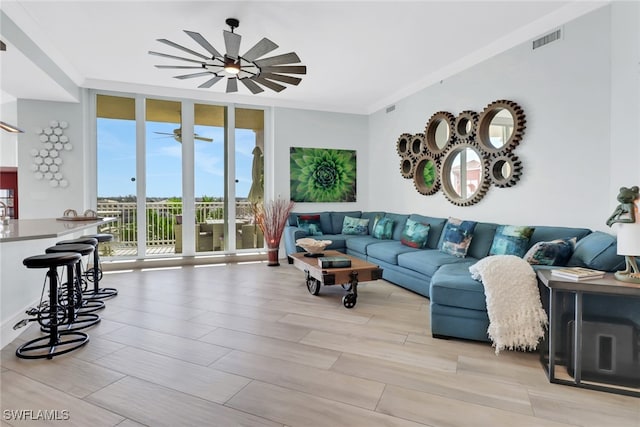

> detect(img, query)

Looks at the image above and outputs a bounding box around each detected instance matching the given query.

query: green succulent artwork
[423,159,436,188]
[290,147,356,202]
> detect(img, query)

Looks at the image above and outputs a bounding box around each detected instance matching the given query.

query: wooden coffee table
[290,250,383,308]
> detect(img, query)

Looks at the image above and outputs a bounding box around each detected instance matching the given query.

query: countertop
[0,217,116,243]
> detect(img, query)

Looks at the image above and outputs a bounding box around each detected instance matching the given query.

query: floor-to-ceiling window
[96,93,264,259]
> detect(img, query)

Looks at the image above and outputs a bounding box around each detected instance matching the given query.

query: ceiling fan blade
[254,52,301,67]
[149,51,204,65]
[242,38,278,62]
[240,78,264,94]
[153,132,176,136]
[155,65,204,69]
[157,39,209,60]
[259,72,302,86]
[226,77,238,93]
[260,65,307,74]
[253,77,286,93]
[223,30,242,59]
[184,30,222,58]
[198,75,223,88]
[195,136,214,142]
[174,71,214,80]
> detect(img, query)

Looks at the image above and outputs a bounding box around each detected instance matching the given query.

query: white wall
[272,107,369,212]
[368,4,636,232]
[17,99,85,218]
[609,1,640,196]
[0,91,19,167]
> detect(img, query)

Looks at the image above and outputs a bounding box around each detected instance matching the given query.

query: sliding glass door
[96,93,264,258]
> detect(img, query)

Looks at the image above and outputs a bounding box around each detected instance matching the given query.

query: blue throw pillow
[372,217,394,239]
[401,218,430,248]
[297,214,323,236]
[524,238,576,266]
[440,217,477,258]
[489,225,535,257]
[342,216,369,235]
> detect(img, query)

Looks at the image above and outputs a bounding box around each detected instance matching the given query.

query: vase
[267,247,280,266]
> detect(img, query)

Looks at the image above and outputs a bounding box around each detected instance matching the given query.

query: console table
[537,269,640,397]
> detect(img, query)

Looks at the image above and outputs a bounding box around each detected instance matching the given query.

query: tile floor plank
[93,346,250,404]
[86,376,280,427]
[212,350,385,410]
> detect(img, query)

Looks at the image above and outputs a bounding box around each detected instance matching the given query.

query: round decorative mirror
[454,110,478,143]
[410,133,424,158]
[440,144,489,206]
[396,133,412,157]
[425,111,455,155]
[399,156,415,179]
[413,154,440,195]
[477,100,526,153]
[489,154,522,188]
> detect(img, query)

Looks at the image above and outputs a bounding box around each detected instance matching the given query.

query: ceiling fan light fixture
[150,18,306,94]
[223,56,241,75]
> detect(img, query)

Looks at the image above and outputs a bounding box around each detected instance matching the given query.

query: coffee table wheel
[306,277,321,296]
[342,293,357,309]
[341,284,352,291]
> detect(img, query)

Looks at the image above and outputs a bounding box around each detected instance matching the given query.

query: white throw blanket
[469,255,548,354]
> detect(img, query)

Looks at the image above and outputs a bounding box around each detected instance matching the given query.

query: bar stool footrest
[15,332,89,359]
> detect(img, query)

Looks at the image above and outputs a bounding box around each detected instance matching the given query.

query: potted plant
[254,198,296,266]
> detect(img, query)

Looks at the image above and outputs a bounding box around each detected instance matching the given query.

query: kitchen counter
[0,217,115,243]
[0,217,115,348]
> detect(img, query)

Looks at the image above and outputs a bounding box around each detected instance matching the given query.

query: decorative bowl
[296,238,332,255]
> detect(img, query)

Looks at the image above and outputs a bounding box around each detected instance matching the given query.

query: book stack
[551,267,606,281]
[318,256,352,268]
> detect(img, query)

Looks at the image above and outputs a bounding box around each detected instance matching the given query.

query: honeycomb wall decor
[395,99,526,206]
[31,120,71,188]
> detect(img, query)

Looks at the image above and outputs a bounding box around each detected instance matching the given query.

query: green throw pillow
[440,217,477,258]
[297,214,323,236]
[342,216,370,235]
[372,217,394,239]
[524,238,576,266]
[489,225,535,257]
[401,218,430,248]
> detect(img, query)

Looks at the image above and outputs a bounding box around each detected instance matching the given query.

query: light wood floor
[1,261,638,426]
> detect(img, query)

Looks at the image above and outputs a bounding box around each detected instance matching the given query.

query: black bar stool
[16,252,89,359]
[45,243,102,331]
[55,237,106,306]
[81,233,117,299]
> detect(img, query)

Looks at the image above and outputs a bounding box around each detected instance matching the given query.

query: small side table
[537,270,640,397]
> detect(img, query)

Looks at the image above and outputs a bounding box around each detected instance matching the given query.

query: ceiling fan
[154,127,213,143]
[149,18,306,94]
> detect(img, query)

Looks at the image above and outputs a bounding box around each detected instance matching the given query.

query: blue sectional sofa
[284,210,633,342]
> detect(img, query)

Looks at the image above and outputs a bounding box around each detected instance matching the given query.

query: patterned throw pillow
[401,218,431,248]
[440,217,477,258]
[297,214,323,236]
[489,225,535,257]
[372,217,394,239]
[524,238,576,266]
[342,216,370,235]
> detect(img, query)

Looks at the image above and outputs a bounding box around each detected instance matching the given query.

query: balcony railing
[96,200,256,253]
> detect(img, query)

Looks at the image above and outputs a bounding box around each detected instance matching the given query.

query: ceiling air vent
[386,105,396,113]
[532,28,562,50]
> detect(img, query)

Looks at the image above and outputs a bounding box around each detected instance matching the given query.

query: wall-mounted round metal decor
[410,133,425,159]
[399,155,416,179]
[395,99,525,206]
[489,153,522,188]
[424,111,455,156]
[413,153,440,195]
[477,100,526,154]
[454,110,478,144]
[396,133,412,157]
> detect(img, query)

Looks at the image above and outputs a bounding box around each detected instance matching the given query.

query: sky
[97,118,258,199]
